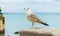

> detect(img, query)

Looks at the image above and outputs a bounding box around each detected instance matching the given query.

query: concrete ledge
[20,28,60,36]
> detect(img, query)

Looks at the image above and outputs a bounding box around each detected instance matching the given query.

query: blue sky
[0,0,60,13]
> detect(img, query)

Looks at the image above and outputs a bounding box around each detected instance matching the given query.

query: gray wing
[30,14,43,23]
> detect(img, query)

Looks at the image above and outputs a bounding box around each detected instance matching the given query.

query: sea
[3,13,60,36]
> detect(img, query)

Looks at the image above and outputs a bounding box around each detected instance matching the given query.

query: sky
[0,0,60,13]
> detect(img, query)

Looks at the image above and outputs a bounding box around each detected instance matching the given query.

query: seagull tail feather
[41,22,49,26]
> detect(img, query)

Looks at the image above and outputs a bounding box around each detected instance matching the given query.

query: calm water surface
[3,13,60,36]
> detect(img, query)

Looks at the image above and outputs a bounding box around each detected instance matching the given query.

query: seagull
[24,7,49,28]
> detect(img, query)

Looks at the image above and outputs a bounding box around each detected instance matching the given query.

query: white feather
[24,7,32,16]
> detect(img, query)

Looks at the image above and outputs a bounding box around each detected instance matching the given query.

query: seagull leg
[32,22,34,29]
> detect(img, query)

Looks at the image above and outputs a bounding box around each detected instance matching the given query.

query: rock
[0,7,5,34]
[20,28,60,36]
[0,24,5,34]
[14,31,19,34]
[0,29,4,34]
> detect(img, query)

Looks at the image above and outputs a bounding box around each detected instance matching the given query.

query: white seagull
[24,7,49,28]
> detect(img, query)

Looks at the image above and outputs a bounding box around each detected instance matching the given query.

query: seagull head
[24,7,32,15]
[24,7,31,11]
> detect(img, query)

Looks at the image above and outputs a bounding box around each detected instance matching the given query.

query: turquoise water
[4,13,60,36]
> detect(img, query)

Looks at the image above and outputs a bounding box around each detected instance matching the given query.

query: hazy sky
[0,0,60,13]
